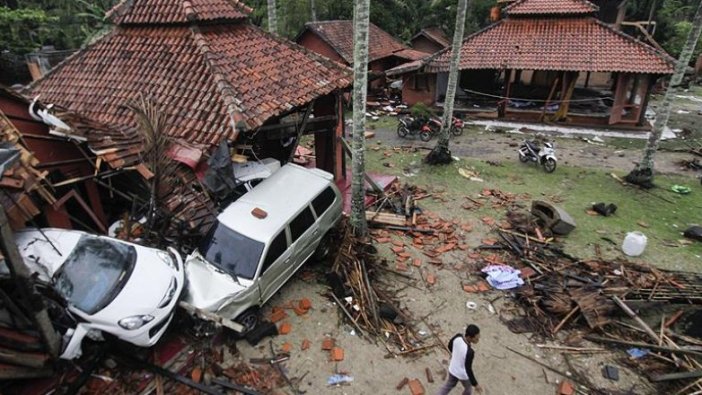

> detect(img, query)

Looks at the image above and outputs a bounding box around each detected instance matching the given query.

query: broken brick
[269,308,287,323]
[299,298,312,310]
[408,379,425,395]
[426,273,436,286]
[331,347,344,361]
[558,380,575,395]
[391,240,404,247]
[412,258,422,267]
[301,339,310,350]
[191,367,202,383]
[520,267,537,279]
[396,377,409,390]
[391,246,405,254]
[396,262,408,272]
[375,237,391,243]
[476,281,490,292]
[281,342,292,353]
[463,285,478,293]
[322,337,335,350]
[278,322,292,335]
[294,305,308,316]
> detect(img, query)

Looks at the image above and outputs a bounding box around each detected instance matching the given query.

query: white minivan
[184,164,342,333]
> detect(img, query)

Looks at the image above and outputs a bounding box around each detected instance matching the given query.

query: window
[262,231,288,273]
[289,206,315,242]
[199,224,264,280]
[54,236,136,314]
[411,74,429,91]
[312,187,336,217]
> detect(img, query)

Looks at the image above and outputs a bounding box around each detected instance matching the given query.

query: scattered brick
[322,337,335,350]
[391,240,404,247]
[398,252,412,258]
[391,246,405,253]
[558,380,575,395]
[299,298,312,310]
[412,258,422,267]
[396,377,409,390]
[376,237,391,244]
[396,262,409,272]
[269,308,287,323]
[425,368,434,383]
[278,322,292,335]
[520,267,537,279]
[281,342,292,353]
[331,347,344,361]
[301,339,310,350]
[191,367,202,383]
[463,284,478,293]
[408,379,425,395]
[426,273,436,286]
[476,281,490,292]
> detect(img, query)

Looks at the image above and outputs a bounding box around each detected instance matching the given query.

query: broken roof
[505,0,599,16]
[30,1,352,146]
[411,27,450,48]
[300,20,412,64]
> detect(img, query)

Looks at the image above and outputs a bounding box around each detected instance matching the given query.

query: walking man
[437,324,482,395]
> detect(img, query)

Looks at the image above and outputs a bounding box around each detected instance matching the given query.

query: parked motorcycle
[397,115,433,142]
[518,139,557,173]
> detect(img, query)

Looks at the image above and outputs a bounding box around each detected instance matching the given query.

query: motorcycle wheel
[397,124,409,138]
[543,158,557,173]
[419,130,432,142]
[451,126,464,136]
[518,152,529,163]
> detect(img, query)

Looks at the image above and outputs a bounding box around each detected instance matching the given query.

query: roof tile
[108,0,252,24]
[425,18,674,74]
[505,0,598,16]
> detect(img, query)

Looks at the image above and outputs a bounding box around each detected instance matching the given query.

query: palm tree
[350,0,371,237]
[310,0,317,21]
[626,1,702,187]
[426,0,469,165]
[267,0,278,34]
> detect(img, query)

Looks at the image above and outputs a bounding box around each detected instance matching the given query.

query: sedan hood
[183,252,249,312]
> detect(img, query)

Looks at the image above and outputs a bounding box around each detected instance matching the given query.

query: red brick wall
[401,73,436,106]
[296,31,348,66]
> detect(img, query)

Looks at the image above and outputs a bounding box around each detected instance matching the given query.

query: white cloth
[448,336,469,381]
[481,264,524,290]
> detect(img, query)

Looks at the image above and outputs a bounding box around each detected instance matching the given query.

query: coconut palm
[426,0,469,165]
[350,0,371,237]
[267,0,278,34]
[626,0,702,187]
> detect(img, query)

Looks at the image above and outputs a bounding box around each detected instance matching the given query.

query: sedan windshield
[200,224,264,280]
[53,236,136,315]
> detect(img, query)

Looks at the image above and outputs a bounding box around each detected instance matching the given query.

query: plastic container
[622,232,647,257]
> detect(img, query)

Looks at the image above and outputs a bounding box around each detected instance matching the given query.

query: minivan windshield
[53,236,136,315]
[200,224,264,280]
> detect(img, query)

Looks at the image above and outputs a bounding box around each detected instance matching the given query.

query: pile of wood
[329,222,431,356]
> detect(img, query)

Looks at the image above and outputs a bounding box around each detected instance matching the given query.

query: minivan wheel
[235,308,260,337]
[313,232,332,262]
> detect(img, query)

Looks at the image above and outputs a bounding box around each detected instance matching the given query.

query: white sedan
[13,229,184,359]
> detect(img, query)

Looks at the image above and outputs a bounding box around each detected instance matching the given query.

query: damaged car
[11,229,184,359]
[184,164,342,334]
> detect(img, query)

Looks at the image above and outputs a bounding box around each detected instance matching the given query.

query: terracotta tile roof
[411,27,450,48]
[30,23,351,145]
[107,0,252,24]
[302,20,409,64]
[392,48,429,61]
[505,0,598,16]
[424,18,674,74]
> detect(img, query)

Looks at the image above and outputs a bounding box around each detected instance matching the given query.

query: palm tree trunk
[267,0,278,34]
[426,0,469,165]
[350,0,371,237]
[626,1,702,187]
[310,0,317,21]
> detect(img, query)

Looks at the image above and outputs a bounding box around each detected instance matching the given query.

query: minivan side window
[312,187,336,217]
[290,206,315,242]
[262,231,287,273]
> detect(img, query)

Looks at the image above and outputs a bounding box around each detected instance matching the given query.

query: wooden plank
[584,335,702,358]
[650,370,702,382]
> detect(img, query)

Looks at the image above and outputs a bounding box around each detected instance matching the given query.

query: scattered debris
[531,201,576,235]
[683,225,702,242]
[592,202,617,217]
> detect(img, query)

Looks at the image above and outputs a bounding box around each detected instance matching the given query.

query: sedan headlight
[158,277,178,308]
[158,251,177,271]
[118,315,154,330]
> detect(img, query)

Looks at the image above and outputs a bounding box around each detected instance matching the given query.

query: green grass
[365,148,702,272]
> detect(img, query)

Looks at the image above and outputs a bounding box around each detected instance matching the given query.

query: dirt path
[371,123,698,177]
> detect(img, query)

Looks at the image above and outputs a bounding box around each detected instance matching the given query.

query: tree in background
[425,0,468,165]
[350,0,370,237]
[626,0,702,187]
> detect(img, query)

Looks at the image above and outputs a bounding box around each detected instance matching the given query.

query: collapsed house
[388,0,675,128]
[28,0,352,180]
[296,20,426,91]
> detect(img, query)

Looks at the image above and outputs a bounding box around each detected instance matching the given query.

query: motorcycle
[518,139,557,173]
[397,115,433,142]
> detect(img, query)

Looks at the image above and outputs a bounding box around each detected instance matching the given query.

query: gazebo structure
[388,0,675,128]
